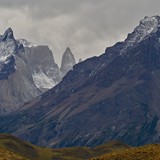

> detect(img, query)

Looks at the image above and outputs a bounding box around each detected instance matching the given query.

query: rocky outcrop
[60,47,76,76]
[0,29,62,113]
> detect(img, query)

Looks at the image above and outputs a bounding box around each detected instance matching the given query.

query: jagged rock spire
[60,47,76,76]
[2,27,14,41]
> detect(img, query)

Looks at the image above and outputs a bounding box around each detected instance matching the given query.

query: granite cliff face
[0,29,62,113]
[18,39,62,91]
[1,16,160,148]
[60,47,76,76]
[0,28,40,113]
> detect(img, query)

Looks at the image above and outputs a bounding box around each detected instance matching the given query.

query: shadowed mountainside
[1,16,160,148]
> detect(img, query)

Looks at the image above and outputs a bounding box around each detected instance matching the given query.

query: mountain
[0,28,62,113]
[18,39,62,91]
[0,134,130,160]
[60,47,76,76]
[1,16,160,148]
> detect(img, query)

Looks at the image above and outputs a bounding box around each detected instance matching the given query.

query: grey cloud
[0,0,160,65]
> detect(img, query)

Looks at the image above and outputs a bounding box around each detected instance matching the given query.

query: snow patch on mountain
[18,39,38,48]
[0,56,8,62]
[121,16,160,54]
[0,27,76,113]
[32,70,56,89]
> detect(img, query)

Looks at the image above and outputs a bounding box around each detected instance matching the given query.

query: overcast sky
[0,0,160,65]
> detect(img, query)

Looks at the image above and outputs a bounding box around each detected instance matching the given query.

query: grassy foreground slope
[0,147,29,160]
[1,134,160,160]
[91,144,160,160]
[0,134,129,160]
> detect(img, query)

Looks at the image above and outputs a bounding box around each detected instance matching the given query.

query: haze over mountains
[0,28,76,113]
[1,15,160,150]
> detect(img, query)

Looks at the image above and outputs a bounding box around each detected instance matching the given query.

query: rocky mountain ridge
[0,28,76,113]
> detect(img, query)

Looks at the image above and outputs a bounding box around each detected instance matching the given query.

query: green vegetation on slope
[0,134,130,160]
[0,147,29,160]
[91,144,160,160]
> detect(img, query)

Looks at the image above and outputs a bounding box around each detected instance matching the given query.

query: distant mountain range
[1,15,160,149]
[0,28,76,113]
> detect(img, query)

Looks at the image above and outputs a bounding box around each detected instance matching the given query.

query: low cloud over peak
[0,0,160,65]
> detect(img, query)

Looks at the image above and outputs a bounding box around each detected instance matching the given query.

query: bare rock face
[60,47,76,76]
[18,40,62,91]
[0,29,62,113]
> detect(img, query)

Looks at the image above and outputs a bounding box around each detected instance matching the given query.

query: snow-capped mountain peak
[2,27,14,41]
[0,28,24,62]
[0,28,16,61]
[0,28,63,113]
[121,16,160,54]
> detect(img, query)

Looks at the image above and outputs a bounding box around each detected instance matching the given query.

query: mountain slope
[1,134,160,160]
[18,40,62,91]
[0,148,29,160]
[91,144,160,160]
[0,28,41,113]
[0,29,62,113]
[1,16,160,147]
[0,134,130,160]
